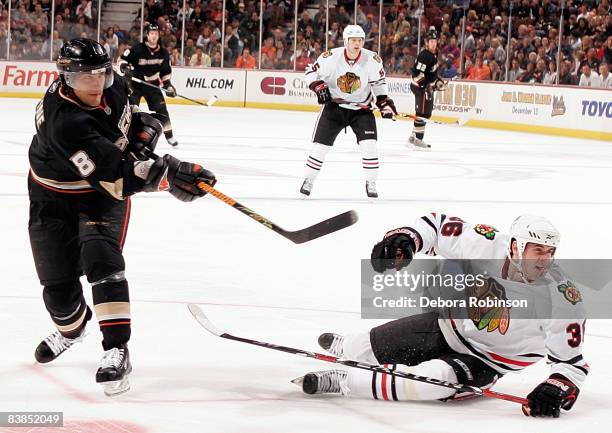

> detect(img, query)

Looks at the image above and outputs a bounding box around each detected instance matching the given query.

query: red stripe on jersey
[486,352,536,367]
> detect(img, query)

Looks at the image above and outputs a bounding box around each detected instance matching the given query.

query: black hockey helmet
[425,28,438,41]
[145,23,160,36]
[56,38,113,90]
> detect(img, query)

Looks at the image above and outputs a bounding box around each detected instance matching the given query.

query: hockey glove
[375,95,398,119]
[522,375,579,418]
[165,155,216,202]
[370,228,418,272]
[309,80,332,105]
[433,77,448,92]
[118,62,134,79]
[128,111,163,160]
[163,81,177,98]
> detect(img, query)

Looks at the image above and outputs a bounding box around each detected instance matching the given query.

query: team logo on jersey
[337,72,361,94]
[322,50,332,58]
[558,281,582,305]
[373,54,382,63]
[467,278,511,335]
[473,224,498,240]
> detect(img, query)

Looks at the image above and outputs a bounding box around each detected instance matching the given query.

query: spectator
[599,63,612,88]
[466,57,490,80]
[183,37,196,61]
[191,45,211,67]
[558,60,578,85]
[75,0,92,21]
[578,63,600,87]
[488,60,502,81]
[542,60,557,85]
[235,46,256,68]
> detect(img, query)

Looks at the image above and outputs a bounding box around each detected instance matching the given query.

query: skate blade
[101,377,131,397]
[412,144,431,152]
[290,376,305,387]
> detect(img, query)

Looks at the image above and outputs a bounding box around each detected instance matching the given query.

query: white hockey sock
[342,331,379,364]
[304,143,332,180]
[359,139,379,181]
[345,359,457,401]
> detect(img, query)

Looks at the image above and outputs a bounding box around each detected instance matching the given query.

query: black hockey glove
[432,77,448,92]
[118,62,134,80]
[165,155,216,202]
[309,80,331,105]
[522,375,579,418]
[163,81,177,98]
[370,228,418,272]
[375,95,398,119]
[128,111,163,160]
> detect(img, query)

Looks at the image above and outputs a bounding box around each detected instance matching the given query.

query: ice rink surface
[1,98,611,432]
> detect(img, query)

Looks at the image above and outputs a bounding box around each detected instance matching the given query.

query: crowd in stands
[1,0,610,87]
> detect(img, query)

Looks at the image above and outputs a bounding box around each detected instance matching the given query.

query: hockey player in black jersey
[28,38,216,396]
[118,24,179,146]
[409,28,447,150]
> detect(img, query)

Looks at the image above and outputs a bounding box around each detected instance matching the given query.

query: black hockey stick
[149,153,358,243]
[130,76,218,107]
[187,304,528,405]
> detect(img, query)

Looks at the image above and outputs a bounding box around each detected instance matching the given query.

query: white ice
[0,98,611,433]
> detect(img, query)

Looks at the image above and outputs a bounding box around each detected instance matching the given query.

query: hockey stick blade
[196,181,358,244]
[187,304,528,405]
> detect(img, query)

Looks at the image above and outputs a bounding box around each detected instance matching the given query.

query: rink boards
[0,61,610,141]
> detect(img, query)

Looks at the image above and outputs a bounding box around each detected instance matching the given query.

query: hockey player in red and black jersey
[118,24,179,146]
[409,28,447,150]
[28,38,216,396]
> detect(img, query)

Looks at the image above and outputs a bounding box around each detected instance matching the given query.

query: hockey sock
[413,119,426,140]
[359,139,379,181]
[305,143,332,180]
[345,359,457,401]
[342,331,380,364]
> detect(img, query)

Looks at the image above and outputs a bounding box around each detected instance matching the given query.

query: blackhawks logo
[474,224,498,240]
[558,281,582,305]
[337,72,362,94]
[467,278,511,335]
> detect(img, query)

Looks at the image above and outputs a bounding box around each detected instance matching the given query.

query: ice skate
[318,333,345,357]
[292,370,348,395]
[35,329,87,364]
[96,344,132,396]
[365,180,378,198]
[167,137,179,147]
[409,134,431,151]
[300,178,314,196]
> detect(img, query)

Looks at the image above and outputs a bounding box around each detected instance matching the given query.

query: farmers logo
[261,77,286,95]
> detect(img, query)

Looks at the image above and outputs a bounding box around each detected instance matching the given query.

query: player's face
[72,71,106,106]
[347,37,364,56]
[520,242,556,282]
[427,39,438,52]
[147,30,160,46]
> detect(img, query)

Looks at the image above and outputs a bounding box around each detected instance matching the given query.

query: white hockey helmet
[508,214,560,260]
[343,25,366,47]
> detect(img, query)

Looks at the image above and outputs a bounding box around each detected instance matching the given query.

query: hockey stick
[130,76,218,107]
[187,304,528,405]
[149,153,358,243]
[332,99,467,126]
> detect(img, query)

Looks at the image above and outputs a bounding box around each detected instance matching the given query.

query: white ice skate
[300,178,314,196]
[409,134,431,151]
[96,344,132,397]
[292,370,348,395]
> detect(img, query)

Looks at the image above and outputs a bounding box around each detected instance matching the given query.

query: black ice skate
[300,178,314,196]
[167,137,179,147]
[365,180,378,198]
[318,332,345,357]
[96,344,132,396]
[35,307,91,363]
[292,370,348,395]
[35,329,87,363]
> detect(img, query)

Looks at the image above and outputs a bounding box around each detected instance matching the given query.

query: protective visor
[63,64,114,92]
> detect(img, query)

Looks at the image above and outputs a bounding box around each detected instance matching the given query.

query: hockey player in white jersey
[300,25,397,198]
[295,214,588,418]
